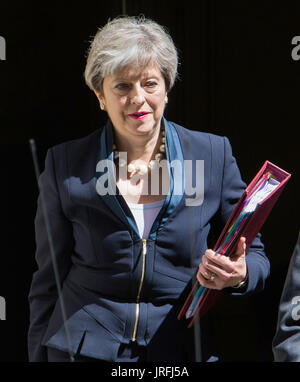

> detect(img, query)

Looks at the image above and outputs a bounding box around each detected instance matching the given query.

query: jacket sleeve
[219,136,270,296]
[272,231,300,361]
[27,147,73,362]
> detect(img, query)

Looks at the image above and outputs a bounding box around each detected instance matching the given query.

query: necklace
[113,128,166,176]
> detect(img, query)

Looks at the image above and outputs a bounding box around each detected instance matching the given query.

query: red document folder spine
[178,161,291,327]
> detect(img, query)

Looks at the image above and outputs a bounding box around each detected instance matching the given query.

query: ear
[94,91,106,110]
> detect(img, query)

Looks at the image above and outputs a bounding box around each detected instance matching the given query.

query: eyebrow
[112,73,160,82]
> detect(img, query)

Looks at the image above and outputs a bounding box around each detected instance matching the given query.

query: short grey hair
[84,15,178,94]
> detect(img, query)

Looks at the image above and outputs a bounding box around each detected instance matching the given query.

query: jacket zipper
[132,239,147,342]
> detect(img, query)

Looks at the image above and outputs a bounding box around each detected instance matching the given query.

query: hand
[197,237,247,290]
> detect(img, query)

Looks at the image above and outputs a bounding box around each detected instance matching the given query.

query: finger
[203,250,226,269]
[197,270,218,289]
[200,255,234,282]
[231,236,246,259]
[197,270,225,290]
[204,251,235,273]
[204,261,234,281]
[198,263,213,281]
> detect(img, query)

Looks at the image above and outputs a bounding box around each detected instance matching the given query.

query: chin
[131,123,156,135]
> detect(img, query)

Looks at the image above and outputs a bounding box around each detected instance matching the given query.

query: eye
[115,83,130,90]
[145,81,157,88]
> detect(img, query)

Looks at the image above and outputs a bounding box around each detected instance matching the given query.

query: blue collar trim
[95,117,184,241]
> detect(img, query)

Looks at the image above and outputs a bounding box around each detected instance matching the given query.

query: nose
[130,85,145,105]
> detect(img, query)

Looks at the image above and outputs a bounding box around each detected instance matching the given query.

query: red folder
[178,161,291,327]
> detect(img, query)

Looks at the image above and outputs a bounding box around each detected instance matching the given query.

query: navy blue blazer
[28,118,270,362]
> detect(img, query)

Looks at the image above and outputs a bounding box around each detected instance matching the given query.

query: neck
[113,125,162,163]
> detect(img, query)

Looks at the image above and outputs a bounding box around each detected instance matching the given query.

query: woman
[28,15,270,362]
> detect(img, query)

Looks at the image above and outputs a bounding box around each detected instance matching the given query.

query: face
[95,63,168,140]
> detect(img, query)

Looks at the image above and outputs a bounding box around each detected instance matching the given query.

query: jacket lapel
[94,119,137,236]
[94,117,185,240]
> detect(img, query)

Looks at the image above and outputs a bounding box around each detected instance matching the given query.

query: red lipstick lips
[129,111,150,120]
